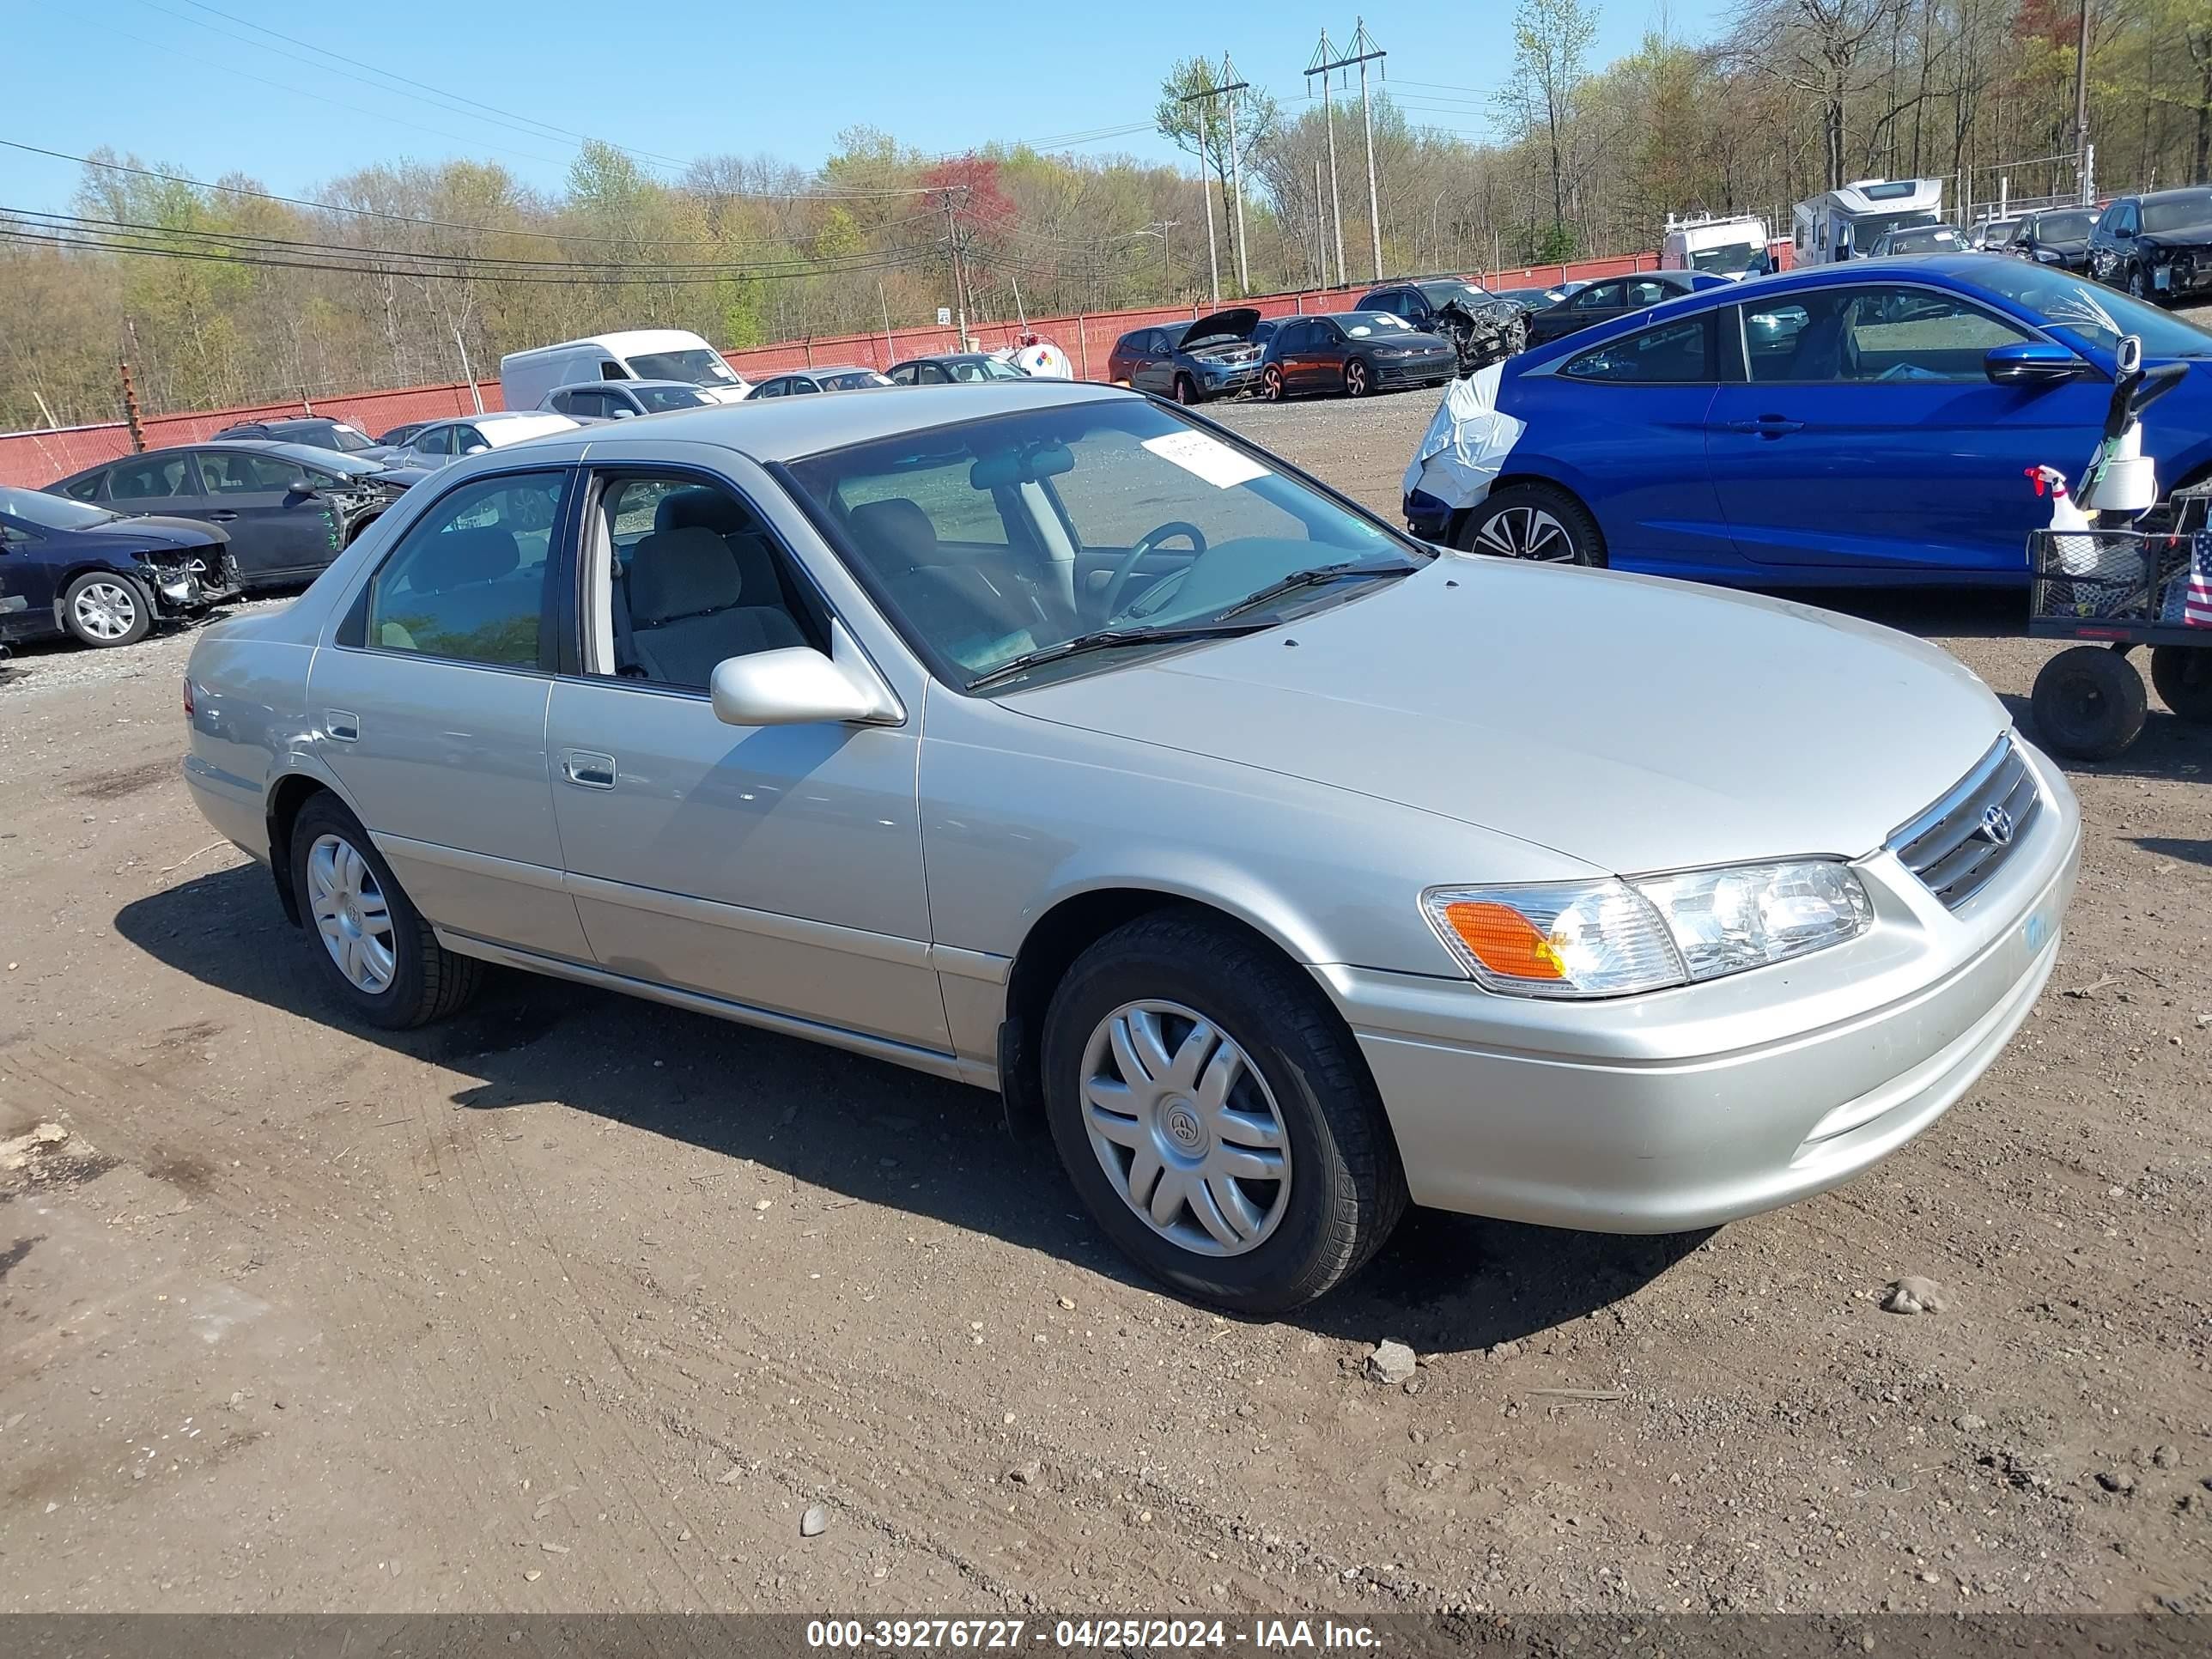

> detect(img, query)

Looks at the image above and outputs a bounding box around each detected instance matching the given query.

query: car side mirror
[611,405,635,419]
[1985,341,2093,386]
[286,473,317,495]
[710,633,902,727]
[460,441,490,456]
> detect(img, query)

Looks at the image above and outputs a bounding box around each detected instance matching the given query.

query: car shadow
[1798,584,2028,641]
[2134,836,2212,867]
[112,864,1693,1351]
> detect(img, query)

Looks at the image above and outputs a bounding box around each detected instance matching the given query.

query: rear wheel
[289,793,483,1029]
[2032,645,2148,760]
[1041,910,1407,1314]
[1454,483,1607,567]
[62,573,151,648]
[2149,644,2212,723]
[1343,358,1371,398]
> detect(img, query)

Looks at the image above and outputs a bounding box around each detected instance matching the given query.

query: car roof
[890,353,999,368]
[471,380,1130,466]
[555,378,704,393]
[792,365,881,377]
[2140,187,2212,204]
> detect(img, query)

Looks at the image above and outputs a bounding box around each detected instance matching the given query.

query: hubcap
[307,833,396,994]
[1474,504,1575,562]
[72,581,137,641]
[1263,368,1282,400]
[1079,1000,1291,1258]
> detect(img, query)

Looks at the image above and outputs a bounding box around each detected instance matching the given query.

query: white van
[497,329,750,412]
[1660,213,1772,280]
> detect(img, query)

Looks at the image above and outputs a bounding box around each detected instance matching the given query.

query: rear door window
[362,471,567,665]
[1561,315,1715,384]
[108,453,195,501]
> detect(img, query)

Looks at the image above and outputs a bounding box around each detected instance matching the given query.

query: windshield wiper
[1211,560,1414,622]
[967,622,1274,690]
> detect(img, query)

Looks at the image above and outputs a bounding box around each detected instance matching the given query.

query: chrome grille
[1887,738,2040,911]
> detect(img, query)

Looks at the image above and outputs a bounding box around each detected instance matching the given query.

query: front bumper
[1197,364,1262,398]
[1373,355,1455,390]
[1322,739,2081,1234]
[2151,252,2212,295]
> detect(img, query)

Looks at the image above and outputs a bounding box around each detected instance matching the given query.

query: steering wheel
[1101,521,1207,619]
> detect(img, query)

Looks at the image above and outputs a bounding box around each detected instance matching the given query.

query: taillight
[183,677,195,720]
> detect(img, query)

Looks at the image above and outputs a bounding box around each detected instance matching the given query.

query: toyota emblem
[1978,804,2014,846]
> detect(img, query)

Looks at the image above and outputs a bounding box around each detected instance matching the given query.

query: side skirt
[434,928,1000,1093]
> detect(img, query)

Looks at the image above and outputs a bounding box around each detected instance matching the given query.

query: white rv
[1791,179,1946,264]
[498,329,750,412]
[1660,214,1773,280]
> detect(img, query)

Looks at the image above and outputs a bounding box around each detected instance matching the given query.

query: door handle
[560,749,617,789]
[1724,416,1805,436]
[208,510,239,521]
[325,709,360,742]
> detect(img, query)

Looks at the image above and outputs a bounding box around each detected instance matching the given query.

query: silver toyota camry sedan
[180,381,2081,1312]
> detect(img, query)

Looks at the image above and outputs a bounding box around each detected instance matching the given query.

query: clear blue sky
[5,0,1730,211]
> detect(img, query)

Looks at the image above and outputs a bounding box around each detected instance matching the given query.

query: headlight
[1422,860,1872,1000]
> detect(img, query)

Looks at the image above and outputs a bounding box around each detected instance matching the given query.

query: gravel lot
[0,389,2207,1618]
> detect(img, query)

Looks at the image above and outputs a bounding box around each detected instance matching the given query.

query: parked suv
[1106,309,1268,403]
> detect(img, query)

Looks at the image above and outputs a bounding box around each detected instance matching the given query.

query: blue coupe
[1403,254,2212,586]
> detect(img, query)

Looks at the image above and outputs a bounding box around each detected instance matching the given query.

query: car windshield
[823,370,893,390]
[2035,210,2095,240]
[634,385,710,412]
[625,347,740,386]
[1689,241,1765,274]
[785,401,1421,691]
[2141,192,2212,234]
[1886,228,1963,252]
[1847,209,1939,246]
[1,485,118,529]
[269,443,377,476]
[1965,260,2212,357]
[1337,313,1413,335]
[1418,282,1492,308]
[320,424,375,453]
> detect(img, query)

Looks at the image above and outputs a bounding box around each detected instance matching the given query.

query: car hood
[80,515,228,550]
[1001,558,2008,874]
[1182,307,1265,346]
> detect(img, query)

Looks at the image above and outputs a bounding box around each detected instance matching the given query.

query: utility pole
[1198,173,1220,302]
[2073,1,2092,206]
[1222,54,1251,295]
[118,360,146,453]
[1314,22,1387,283]
[1179,64,1249,296]
[938,187,973,349]
[1307,29,1346,287]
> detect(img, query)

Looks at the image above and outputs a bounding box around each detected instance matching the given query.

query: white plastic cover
[1401,363,1526,512]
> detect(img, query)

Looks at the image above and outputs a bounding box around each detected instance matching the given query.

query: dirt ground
[0,388,2208,1620]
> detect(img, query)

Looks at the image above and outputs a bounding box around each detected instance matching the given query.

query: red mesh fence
[0,249,1701,487]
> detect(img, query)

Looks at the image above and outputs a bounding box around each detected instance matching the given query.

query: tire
[1040,908,1408,1315]
[289,793,483,1030]
[1259,363,1285,402]
[1343,358,1372,398]
[2031,645,2148,760]
[2149,644,2212,724]
[61,572,152,648]
[2128,264,2156,303]
[1173,374,1198,405]
[1453,482,1607,567]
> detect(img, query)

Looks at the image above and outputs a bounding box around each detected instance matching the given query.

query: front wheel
[1343,358,1371,398]
[1041,910,1407,1314]
[1454,483,1607,567]
[2128,264,2156,303]
[2032,645,2148,760]
[62,573,151,647]
[1173,374,1198,405]
[289,793,483,1029]
[2149,644,2212,723]
[1259,363,1285,402]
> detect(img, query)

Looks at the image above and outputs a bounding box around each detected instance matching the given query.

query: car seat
[626,525,805,687]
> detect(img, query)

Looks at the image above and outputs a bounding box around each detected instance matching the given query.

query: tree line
[2,0,2203,431]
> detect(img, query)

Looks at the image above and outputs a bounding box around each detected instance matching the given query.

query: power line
[0,223,943,285]
[6,204,946,270]
[144,0,695,173]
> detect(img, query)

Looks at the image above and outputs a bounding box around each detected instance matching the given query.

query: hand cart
[2027,494,2212,759]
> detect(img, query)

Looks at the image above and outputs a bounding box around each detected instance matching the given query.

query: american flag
[2190,539,2212,629]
